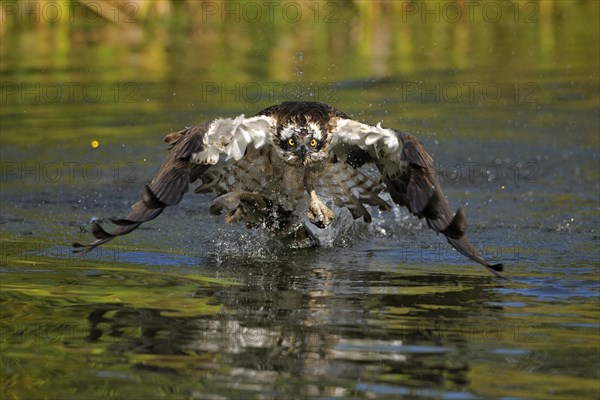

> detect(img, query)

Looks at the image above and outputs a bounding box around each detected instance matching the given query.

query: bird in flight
[74,101,504,277]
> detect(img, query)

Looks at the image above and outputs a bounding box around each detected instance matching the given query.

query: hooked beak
[296,145,308,162]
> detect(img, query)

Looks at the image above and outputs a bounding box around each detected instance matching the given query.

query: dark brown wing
[73,123,210,253]
[388,130,504,276]
[331,120,504,277]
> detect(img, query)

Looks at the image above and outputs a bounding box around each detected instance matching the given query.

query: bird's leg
[224,207,244,224]
[210,191,268,214]
[210,191,269,225]
[307,190,334,229]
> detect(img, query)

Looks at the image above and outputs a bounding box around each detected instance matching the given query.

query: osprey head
[276,121,328,165]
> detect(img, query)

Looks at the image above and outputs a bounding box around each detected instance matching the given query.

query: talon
[224,207,243,224]
[308,190,334,228]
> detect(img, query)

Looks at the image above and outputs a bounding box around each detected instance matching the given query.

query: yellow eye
[288,138,295,146]
[310,139,318,147]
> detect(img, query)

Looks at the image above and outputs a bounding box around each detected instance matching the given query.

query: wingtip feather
[72,242,94,254]
[441,207,467,239]
[142,184,167,209]
[91,222,114,240]
[488,263,504,272]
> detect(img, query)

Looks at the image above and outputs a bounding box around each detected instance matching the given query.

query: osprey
[74,101,504,277]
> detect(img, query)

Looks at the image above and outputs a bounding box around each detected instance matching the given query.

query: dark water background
[1,1,598,399]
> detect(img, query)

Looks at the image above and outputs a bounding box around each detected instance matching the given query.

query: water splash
[294,51,304,80]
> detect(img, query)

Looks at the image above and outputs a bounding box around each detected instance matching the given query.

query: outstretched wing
[73,115,274,252]
[330,118,504,277]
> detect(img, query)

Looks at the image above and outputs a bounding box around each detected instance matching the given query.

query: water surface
[1,2,599,399]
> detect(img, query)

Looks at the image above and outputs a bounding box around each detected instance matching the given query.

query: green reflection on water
[1,236,598,399]
[1,236,236,399]
[1,1,598,149]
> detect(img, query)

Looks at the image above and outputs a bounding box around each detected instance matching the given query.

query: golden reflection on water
[2,1,598,80]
